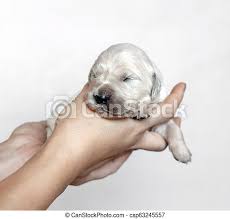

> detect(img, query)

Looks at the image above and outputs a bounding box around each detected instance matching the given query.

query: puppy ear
[151,72,162,101]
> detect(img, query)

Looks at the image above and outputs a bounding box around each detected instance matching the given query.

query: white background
[0,0,230,210]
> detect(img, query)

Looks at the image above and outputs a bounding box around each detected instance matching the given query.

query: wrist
[44,132,92,183]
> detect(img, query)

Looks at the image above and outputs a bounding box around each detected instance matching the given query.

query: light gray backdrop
[0,0,229,210]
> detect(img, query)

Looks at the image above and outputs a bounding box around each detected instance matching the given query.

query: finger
[132,116,181,151]
[38,120,48,128]
[161,82,186,110]
[73,83,89,104]
[10,121,48,144]
[17,144,42,163]
[131,131,167,151]
[58,83,92,119]
[0,143,41,182]
[142,82,186,129]
[71,151,132,186]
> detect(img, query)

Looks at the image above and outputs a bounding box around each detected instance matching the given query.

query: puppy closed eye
[122,74,139,82]
[123,77,132,82]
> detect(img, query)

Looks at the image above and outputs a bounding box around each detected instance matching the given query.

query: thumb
[73,83,90,105]
[141,82,186,130]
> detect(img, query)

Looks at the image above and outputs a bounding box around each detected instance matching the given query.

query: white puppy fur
[47,43,192,163]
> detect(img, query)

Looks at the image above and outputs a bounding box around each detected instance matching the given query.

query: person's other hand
[0,122,47,181]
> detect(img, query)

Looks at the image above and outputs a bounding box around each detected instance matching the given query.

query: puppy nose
[94,94,110,105]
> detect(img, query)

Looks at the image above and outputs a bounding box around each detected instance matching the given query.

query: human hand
[71,117,181,186]
[0,82,185,186]
[0,122,47,181]
[48,82,186,183]
[0,83,185,210]
[0,122,132,185]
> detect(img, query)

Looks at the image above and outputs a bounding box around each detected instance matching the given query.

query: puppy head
[87,43,161,118]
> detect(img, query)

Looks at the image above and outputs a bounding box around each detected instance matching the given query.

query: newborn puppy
[86,43,191,163]
[47,43,191,163]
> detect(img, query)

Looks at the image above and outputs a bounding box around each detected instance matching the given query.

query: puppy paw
[169,142,192,164]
